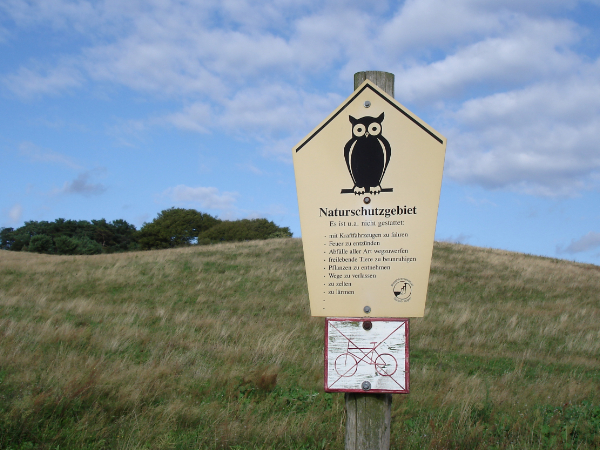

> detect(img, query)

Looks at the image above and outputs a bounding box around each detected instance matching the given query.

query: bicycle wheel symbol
[335,353,359,377]
[374,353,397,376]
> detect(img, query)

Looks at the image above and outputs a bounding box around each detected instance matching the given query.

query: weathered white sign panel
[325,318,409,394]
[293,80,446,317]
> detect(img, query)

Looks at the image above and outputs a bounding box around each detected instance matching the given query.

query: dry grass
[0,240,599,449]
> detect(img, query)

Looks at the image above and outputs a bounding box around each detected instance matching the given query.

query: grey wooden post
[345,393,392,449]
[344,71,395,450]
[354,71,394,99]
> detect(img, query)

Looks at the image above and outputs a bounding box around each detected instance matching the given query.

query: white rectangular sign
[325,318,409,393]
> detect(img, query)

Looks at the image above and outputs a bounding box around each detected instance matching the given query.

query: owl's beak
[365,132,370,137]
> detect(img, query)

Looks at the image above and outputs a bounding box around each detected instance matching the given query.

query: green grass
[0,239,599,449]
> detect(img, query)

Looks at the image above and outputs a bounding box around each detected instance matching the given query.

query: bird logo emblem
[341,113,393,195]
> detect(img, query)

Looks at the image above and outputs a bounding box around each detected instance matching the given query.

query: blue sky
[1,0,599,265]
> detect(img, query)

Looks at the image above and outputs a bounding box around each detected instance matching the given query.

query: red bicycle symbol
[335,341,397,378]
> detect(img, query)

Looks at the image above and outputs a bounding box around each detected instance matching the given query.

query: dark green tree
[91,219,115,249]
[9,221,49,251]
[102,219,138,252]
[5,218,137,254]
[28,235,54,254]
[76,236,102,255]
[138,208,220,250]
[197,218,292,243]
[54,235,102,255]
[0,227,15,250]
[54,235,80,255]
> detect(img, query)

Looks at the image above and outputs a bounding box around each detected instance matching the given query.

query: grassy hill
[0,239,598,449]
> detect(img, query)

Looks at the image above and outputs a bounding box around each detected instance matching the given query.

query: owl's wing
[378,136,392,184]
[344,139,357,185]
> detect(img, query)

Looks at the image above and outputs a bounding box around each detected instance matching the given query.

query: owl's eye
[368,123,381,136]
[353,124,366,137]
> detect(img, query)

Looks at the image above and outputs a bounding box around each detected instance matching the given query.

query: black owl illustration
[342,113,392,195]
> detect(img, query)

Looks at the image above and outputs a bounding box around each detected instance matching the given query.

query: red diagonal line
[329,324,375,386]
[372,323,405,389]
[374,359,405,389]
[329,323,375,361]
[328,321,406,389]
[330,349,376,387]
[329,323,359,348]
[372,322,405,352]
[380,357,405,388]
[330,354,363,386]
[388,373,405,389]
[329,358,356,387]
[329,324,363,386]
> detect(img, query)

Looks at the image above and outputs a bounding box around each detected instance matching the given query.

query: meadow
[0,238,598,449]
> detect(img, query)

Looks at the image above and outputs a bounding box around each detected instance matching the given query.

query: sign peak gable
[294,80,444,154]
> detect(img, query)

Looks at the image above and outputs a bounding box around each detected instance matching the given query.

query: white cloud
[1,1,364,99]
[161,185,238,211]
[381,0,505,56]
[3,64,83,97]
[394,16,580,102]
[1,0,95,26]
[218,85,342,138]
[291,8,375,73]
[83,37,229,98]
[380,0,581,57]
[18,141,83,170]
[445,67,600,196]
[163,85,343,159]
[452,64,600,128]
[8,203,23,224]
[164,103,213,133]
[3,0,600,198]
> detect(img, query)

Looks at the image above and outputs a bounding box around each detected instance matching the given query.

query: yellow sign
[292,80,446,317]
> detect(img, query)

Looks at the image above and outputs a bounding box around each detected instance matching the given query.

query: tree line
[0,208,292,255]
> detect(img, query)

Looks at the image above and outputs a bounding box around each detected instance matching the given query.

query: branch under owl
[341,188,393,194]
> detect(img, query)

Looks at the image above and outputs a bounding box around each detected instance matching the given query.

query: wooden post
[354,71,394,99]
[345,393,392,450]
[344,71,395,450]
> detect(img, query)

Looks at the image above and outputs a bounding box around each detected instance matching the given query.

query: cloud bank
[2,0,600,197]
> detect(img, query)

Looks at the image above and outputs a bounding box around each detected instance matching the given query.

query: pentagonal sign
[292,80,446,317]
